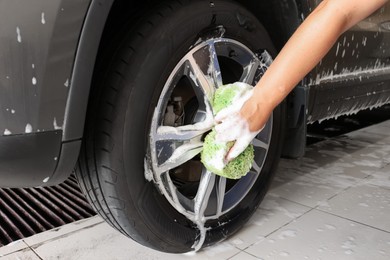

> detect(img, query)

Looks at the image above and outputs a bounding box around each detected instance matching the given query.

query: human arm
[215,0,388,162]
[241,0,388,131]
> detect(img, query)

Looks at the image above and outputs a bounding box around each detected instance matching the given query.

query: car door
[304,1,390,122]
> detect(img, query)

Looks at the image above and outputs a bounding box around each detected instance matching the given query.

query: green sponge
[201,82,255,179]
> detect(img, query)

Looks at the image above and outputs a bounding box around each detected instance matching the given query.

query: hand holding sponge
[201,82,257,179]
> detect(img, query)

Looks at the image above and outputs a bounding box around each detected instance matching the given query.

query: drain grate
[0,175,96,246]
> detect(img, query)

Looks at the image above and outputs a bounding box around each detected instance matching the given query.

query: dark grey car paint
[305,1,390,122]
[0,0,389,187]
[0,0,94,187]
[0,0,90,135]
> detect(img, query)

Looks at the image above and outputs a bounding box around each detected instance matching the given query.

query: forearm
[249,0,387,122]
[254,2,342,106]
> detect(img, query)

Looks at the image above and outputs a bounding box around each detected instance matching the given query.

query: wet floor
[1,117,389,259]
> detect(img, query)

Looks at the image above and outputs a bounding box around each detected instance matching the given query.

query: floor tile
[365,164,390,190]
[32,221,240,260]
[269,131,389,208]
[229,251,260,260]
[360,123,390,135]
[379,120,390,128]
[345,130,389,146]
[1,248,40,260]
[245,210,390,260]
[270,164,353,208]
[318,184,390,232]
[228,195,310,250]
[24,216,103,247]
[0,240,29,257]
[310,135,387,170]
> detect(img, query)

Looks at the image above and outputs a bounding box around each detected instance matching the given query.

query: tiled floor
[1,121,390,260]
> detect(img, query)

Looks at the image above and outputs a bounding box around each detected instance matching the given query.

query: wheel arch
[62,0,115,142]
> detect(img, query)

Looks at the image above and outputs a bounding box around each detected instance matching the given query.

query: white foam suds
[182,251,196,256]
[53,117,63,130]
[278,229,297,240]
[232,238,244,245]
[189,71,198,86]
[41,12,46,24]
[362,36,367,46]
[325,224,336,230]
[202,241,234,257]
[16,27,22,43]
[143,159,153,182]
[165,143,203,163]
[335,43,340,56]
[279,251,290,257]
[310,63,390,86]
[25,124,32,133]
[205,143,227,171]
[64,79,69,87]
[354,160,382,168]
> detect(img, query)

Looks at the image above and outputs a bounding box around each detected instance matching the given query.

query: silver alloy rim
[147,37,273,224]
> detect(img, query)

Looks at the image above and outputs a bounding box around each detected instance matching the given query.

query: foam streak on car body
[310,64,390,85]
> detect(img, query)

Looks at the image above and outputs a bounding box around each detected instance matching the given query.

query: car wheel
[76,0,284,253]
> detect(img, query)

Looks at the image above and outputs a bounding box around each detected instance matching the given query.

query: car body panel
[0,0,90,136]
[305,1,390,122]
[0,0,95,187]
[0,131,62,187]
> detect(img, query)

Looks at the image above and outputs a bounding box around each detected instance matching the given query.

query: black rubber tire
[76,0,284,253]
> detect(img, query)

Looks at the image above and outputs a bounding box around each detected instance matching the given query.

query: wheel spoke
[251,138,269,150]
[251,160,261,174]
[240,59,261,85]
[164,172,182,208]
[156,124,211,142]
[156,142,203,174]
[207,41,223,88]
[194,170,216,221]
[215,177,226,216]
[188,56,214,103]
[187,40,222,104]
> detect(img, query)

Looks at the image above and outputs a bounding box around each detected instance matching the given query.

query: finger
[216,133,236,143]
[214,105,240,122]
[226,130,258,161]
[215,117,242,141]
[214,118,236,133]
[214,108,231,122]
[226,138,250,162]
